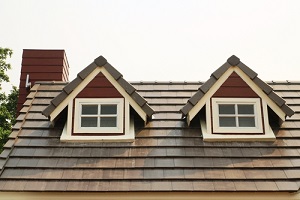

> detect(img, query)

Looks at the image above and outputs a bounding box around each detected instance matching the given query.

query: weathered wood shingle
[1,80,300,192]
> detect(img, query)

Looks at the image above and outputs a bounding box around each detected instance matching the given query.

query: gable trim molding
[49,66,147,123]
[187,66,286,125]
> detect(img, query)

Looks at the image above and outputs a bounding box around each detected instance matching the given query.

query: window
[74,98,124,133]
[81,104,118,128]
[212,98,263,134]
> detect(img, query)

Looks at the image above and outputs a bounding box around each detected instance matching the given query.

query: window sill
[200,119,276,142]
[60,117,135,142]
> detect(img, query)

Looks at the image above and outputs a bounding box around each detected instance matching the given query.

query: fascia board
[187,67,234,123]
[49,66,147,122]
[234,67,286,121]
[49,67,101,121]
[101,68,147,122]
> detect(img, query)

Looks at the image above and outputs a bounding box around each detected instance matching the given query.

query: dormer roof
[42,56,154,122]
[181,55,294,123]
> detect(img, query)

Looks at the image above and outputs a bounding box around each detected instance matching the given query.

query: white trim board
[49,66,147,123]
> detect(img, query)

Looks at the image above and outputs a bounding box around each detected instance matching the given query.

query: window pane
[101,105,117,115]
[219,104,235,114]
[239,117,255,127]
[82,105,98,115]
[219,117,236,127]
[238,104,254,114]
[81,117,97,127]
[100,117,117,127]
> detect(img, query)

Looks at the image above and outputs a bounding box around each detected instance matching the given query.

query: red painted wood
[17,49,70,115]
[20,73,65,81]
[77,88,123,98]
[76,72,122,98]
[21,65,66,73]
[22,49,65,58]
[213,87,257,97]
[221,77,249,87]
[87,74,114,88]
[213,72,258,98]
[22,58,64,66]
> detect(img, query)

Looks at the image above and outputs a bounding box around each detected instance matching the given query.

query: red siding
[213,72,258,98]
[22,58,64,66]
[76,72,122,98]
[73,72,124,135]
[22,49,67,58]
[17,49,69,115]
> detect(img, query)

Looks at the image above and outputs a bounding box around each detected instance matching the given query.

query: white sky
[1,0,300,93]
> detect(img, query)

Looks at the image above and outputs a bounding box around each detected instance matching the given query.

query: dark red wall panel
[213,72,258,98]
[17,49,70,115]
[76,72,122,98]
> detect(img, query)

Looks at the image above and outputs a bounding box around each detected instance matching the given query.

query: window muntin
[218,104,255,128]
[212,98,263,134]
[80,104,118,128]
[74,98,124,133]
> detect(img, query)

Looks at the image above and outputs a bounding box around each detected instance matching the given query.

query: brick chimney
[17,49,69,114]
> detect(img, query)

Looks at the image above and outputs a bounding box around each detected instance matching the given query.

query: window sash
[218,104,256,128]
[80,104,118,128]
[74,98,124,134]
[212,98,263,134]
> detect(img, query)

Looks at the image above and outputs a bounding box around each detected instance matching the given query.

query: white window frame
[74,98,124,134]
[212,98,263,134]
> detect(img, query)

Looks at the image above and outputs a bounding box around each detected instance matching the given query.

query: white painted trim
[188,67,234,124]
[187,66,286,123]
[234,67,286,121]
[74,98,124,134]
[124,98,130,137]
[101,68,147,122]
[203,98,276,141]
[211,98,263,134]
[205,100,212,134]
[66,100,73,137]
[50,67,102,121]
[60,100,135,142]
[61,98,135,142]
[262,100,270,134]
[201,118,276,142]
[49,66,147,123]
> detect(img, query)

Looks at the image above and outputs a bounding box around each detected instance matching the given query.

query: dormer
[181,55,294,141]
[42,56,154,141]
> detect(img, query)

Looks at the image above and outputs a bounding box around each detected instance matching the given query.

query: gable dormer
[181,55,294,141]
[42,56,154,141]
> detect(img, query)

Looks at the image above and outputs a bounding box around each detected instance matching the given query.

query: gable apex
[227,55,240,66]
[94,55,107,67]
[181,55,294,121]
[42,55,154,121]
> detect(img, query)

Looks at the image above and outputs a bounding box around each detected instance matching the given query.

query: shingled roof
[42,55,154,120]
[181,55,294,118]
[0,79,300,194]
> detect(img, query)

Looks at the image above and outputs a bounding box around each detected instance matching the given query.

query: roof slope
[42,56,154,119]
[0,81,300,192]
[181,55,294,117]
